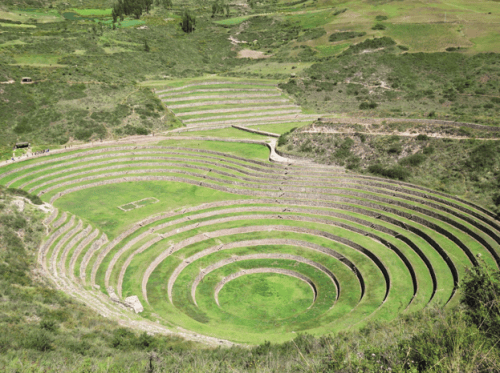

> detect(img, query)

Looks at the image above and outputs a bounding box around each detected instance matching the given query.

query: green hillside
[1,0,500,371]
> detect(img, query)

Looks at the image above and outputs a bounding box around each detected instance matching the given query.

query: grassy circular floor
[218,272,314,321]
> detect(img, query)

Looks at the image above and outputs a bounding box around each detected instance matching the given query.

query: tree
[211,0,225,17]
[113,0,148,20]
[144,39,150,52]
[133,5,142,19]
[155,0,172,8]
[142,0,153,13]
[181,11,195,33]
[112,7,119,23]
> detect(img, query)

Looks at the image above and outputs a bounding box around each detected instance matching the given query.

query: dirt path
[318,117,500,132]
[302,129,500,141]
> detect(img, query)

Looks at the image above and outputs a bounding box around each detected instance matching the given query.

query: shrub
[397,45,409,51]
[40,319,58,332]
[416,134,429,141]
[458,126,473,136]
[399,153,426,166]
[13,118,32,134]
[354,132,366,143]
[24,329,53,351]
[6,188,43,205]
[467,142,497,170]
[375,15,388,21]
[387,144,402,154]
[111,328,136,350]
[334,137,354,159]
[423,146,434,155]
[0,214,27,230]
[372,23,386,30]
[333,8,347,16]
[346,156,360,170]
[181,11,196,33]
[359,101,377,110]
[344,37,396,55]
[368,164,410,180]
[328,31,366,43]
[278,128,297,147]
[299,139,313,152]
[297,28,326,42]
[461,263,500,337]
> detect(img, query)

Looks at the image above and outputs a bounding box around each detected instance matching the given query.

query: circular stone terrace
[3,79,499,345]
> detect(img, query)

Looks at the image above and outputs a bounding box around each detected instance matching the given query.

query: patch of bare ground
[237,49,271,59]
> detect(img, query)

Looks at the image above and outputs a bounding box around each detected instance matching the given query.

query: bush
[343,37,396,55]
[461,263,500,338]
[375,15,388,21]
[334,137,354,159]
[397,45,409,51]
[0,214,27,230]
[299,139,313,152]
[40,319,58,332]
[416,134,429,141]
[458,126,473,136]
[346,156,360,170]
[277,128,297,147]
[6,187,43,205]
[328,31,366,43]
[387,144,402,154]
[399,153,426,166]
[297,28,326,42]
[13,118,32,134]
[24,329,53,351]
[467,142,497,170]
[181,11,196,33]
[359,101,377,110]
[423,146,434,155]
[354,132,366,143]
[372,23,386,30]
[368,164,410,180]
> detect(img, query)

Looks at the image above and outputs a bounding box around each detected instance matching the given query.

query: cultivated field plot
[154,78,318,131]
[1,139,499,344]
[118,197,159,212]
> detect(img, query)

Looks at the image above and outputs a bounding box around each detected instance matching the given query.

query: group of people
[11,148,50,162]
[32,149,50,156]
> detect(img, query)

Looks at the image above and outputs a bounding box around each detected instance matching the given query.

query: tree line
[112,0,172,21]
